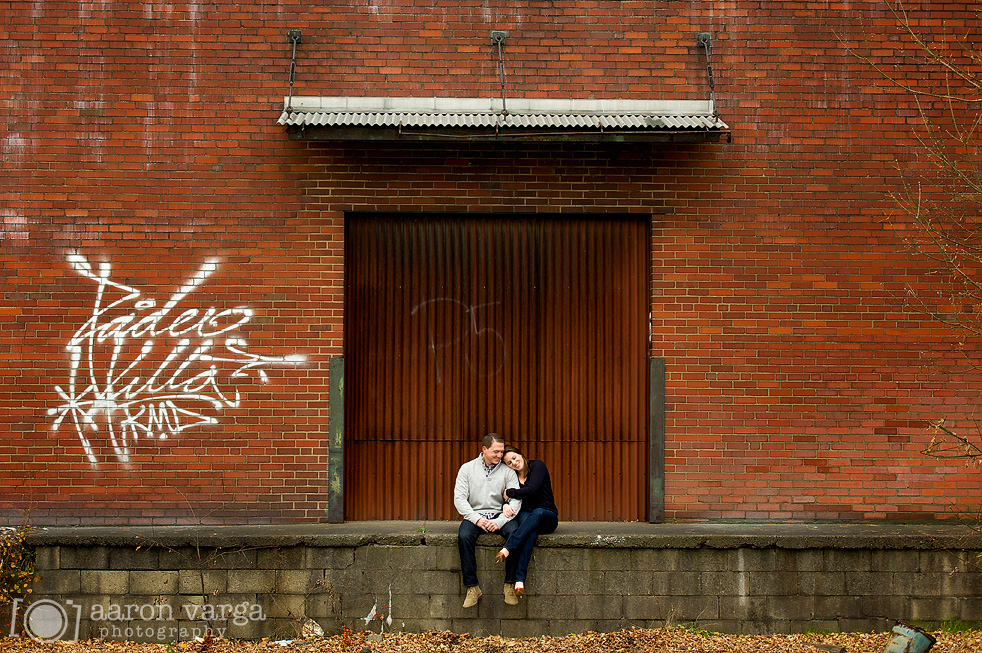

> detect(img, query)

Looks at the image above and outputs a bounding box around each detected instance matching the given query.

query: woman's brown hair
[503,445,532,477]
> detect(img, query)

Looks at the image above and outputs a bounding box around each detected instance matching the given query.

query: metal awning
[278,96,729,143]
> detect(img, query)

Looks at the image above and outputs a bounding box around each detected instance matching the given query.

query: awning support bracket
[697,32,717,116]
[286,29,303,114]
[491,31,509,116]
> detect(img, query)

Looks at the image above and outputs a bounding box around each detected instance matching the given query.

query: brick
[178,569,228,596]
[303,592,341,621]
[959,596,982,620]
[533,549,586,571]
[499,618,550,638]
[911,597,961,622]
[575,592,624,620]
[449,618,500,637]
[265,594,308,620]
[273,569,326,596]
[159,547,210,570]
[624,594,672,621]
[108,547,160,571]
[764,596,816,622]
[33,570,81,594]
[799,571,846,596]
[256,547,305,570]
[60,547,110,570]
[584,548,631,570]
[80,570,128,595]
[522,594,570,620]
[227,570,276,594]
[207,549,259,570]
[129,571,179,595]
[554,570,604,596]
[632,549,683,571]
[305,548,355,570]
[33,546,60,571]
[431,547,460,572]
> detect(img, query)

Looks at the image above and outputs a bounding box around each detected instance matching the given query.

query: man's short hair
[482,433,505,449]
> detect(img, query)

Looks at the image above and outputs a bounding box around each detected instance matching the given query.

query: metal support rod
[491,31,508,115]
[286,29,303,113]
[697,32,717,115]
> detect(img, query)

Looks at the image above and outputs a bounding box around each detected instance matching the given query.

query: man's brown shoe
[463,585,482,608]
[503,583,518,605]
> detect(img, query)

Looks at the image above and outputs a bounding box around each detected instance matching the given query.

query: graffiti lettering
[48,255,305,464]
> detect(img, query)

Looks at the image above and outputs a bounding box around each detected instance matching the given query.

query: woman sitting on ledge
[495,444,559,598]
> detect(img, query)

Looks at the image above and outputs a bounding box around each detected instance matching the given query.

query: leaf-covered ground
[1,628,980,653]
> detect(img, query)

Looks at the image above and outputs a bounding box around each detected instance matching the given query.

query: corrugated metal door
[345,214,649,521]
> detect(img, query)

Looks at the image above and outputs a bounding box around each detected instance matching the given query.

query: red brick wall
[2,1,979,524]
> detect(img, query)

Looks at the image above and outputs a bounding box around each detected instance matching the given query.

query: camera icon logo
[8,598,82,642]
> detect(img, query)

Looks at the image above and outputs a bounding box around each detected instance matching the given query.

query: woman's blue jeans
[503,508,559,583]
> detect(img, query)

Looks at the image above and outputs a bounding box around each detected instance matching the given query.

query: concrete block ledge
[15,521,982,640]
[24,520,982,550]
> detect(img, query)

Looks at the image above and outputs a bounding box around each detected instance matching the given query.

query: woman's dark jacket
[506,459,558,516]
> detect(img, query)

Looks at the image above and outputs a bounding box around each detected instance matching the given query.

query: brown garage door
[345,213,649,521]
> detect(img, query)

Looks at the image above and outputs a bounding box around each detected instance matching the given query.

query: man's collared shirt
[479,459,502,519]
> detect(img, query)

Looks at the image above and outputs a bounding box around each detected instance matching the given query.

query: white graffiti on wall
[48,255,306,464]
[410,298,507,383]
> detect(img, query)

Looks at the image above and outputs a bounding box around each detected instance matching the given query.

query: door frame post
[649,357,665,523]
[328,357,345,523]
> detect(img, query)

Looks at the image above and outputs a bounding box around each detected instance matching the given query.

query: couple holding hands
[453,433,559,608]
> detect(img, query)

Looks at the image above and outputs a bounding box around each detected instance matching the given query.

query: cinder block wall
[14,526,982,642]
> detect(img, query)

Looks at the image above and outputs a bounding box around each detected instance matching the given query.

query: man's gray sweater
[453,455,522,530]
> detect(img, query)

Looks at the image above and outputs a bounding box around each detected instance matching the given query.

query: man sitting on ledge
[453,433,523,608]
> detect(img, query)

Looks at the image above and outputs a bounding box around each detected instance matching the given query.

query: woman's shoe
[514,582,525,598]
[495,549,509,563]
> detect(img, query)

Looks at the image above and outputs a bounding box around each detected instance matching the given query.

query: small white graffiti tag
[410,297,507,383]
[48,254,305,464]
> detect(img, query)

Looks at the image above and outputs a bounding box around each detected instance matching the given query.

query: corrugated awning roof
[278,97,729,143]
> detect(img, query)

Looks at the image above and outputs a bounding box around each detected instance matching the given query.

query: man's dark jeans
[458,518,519,587]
